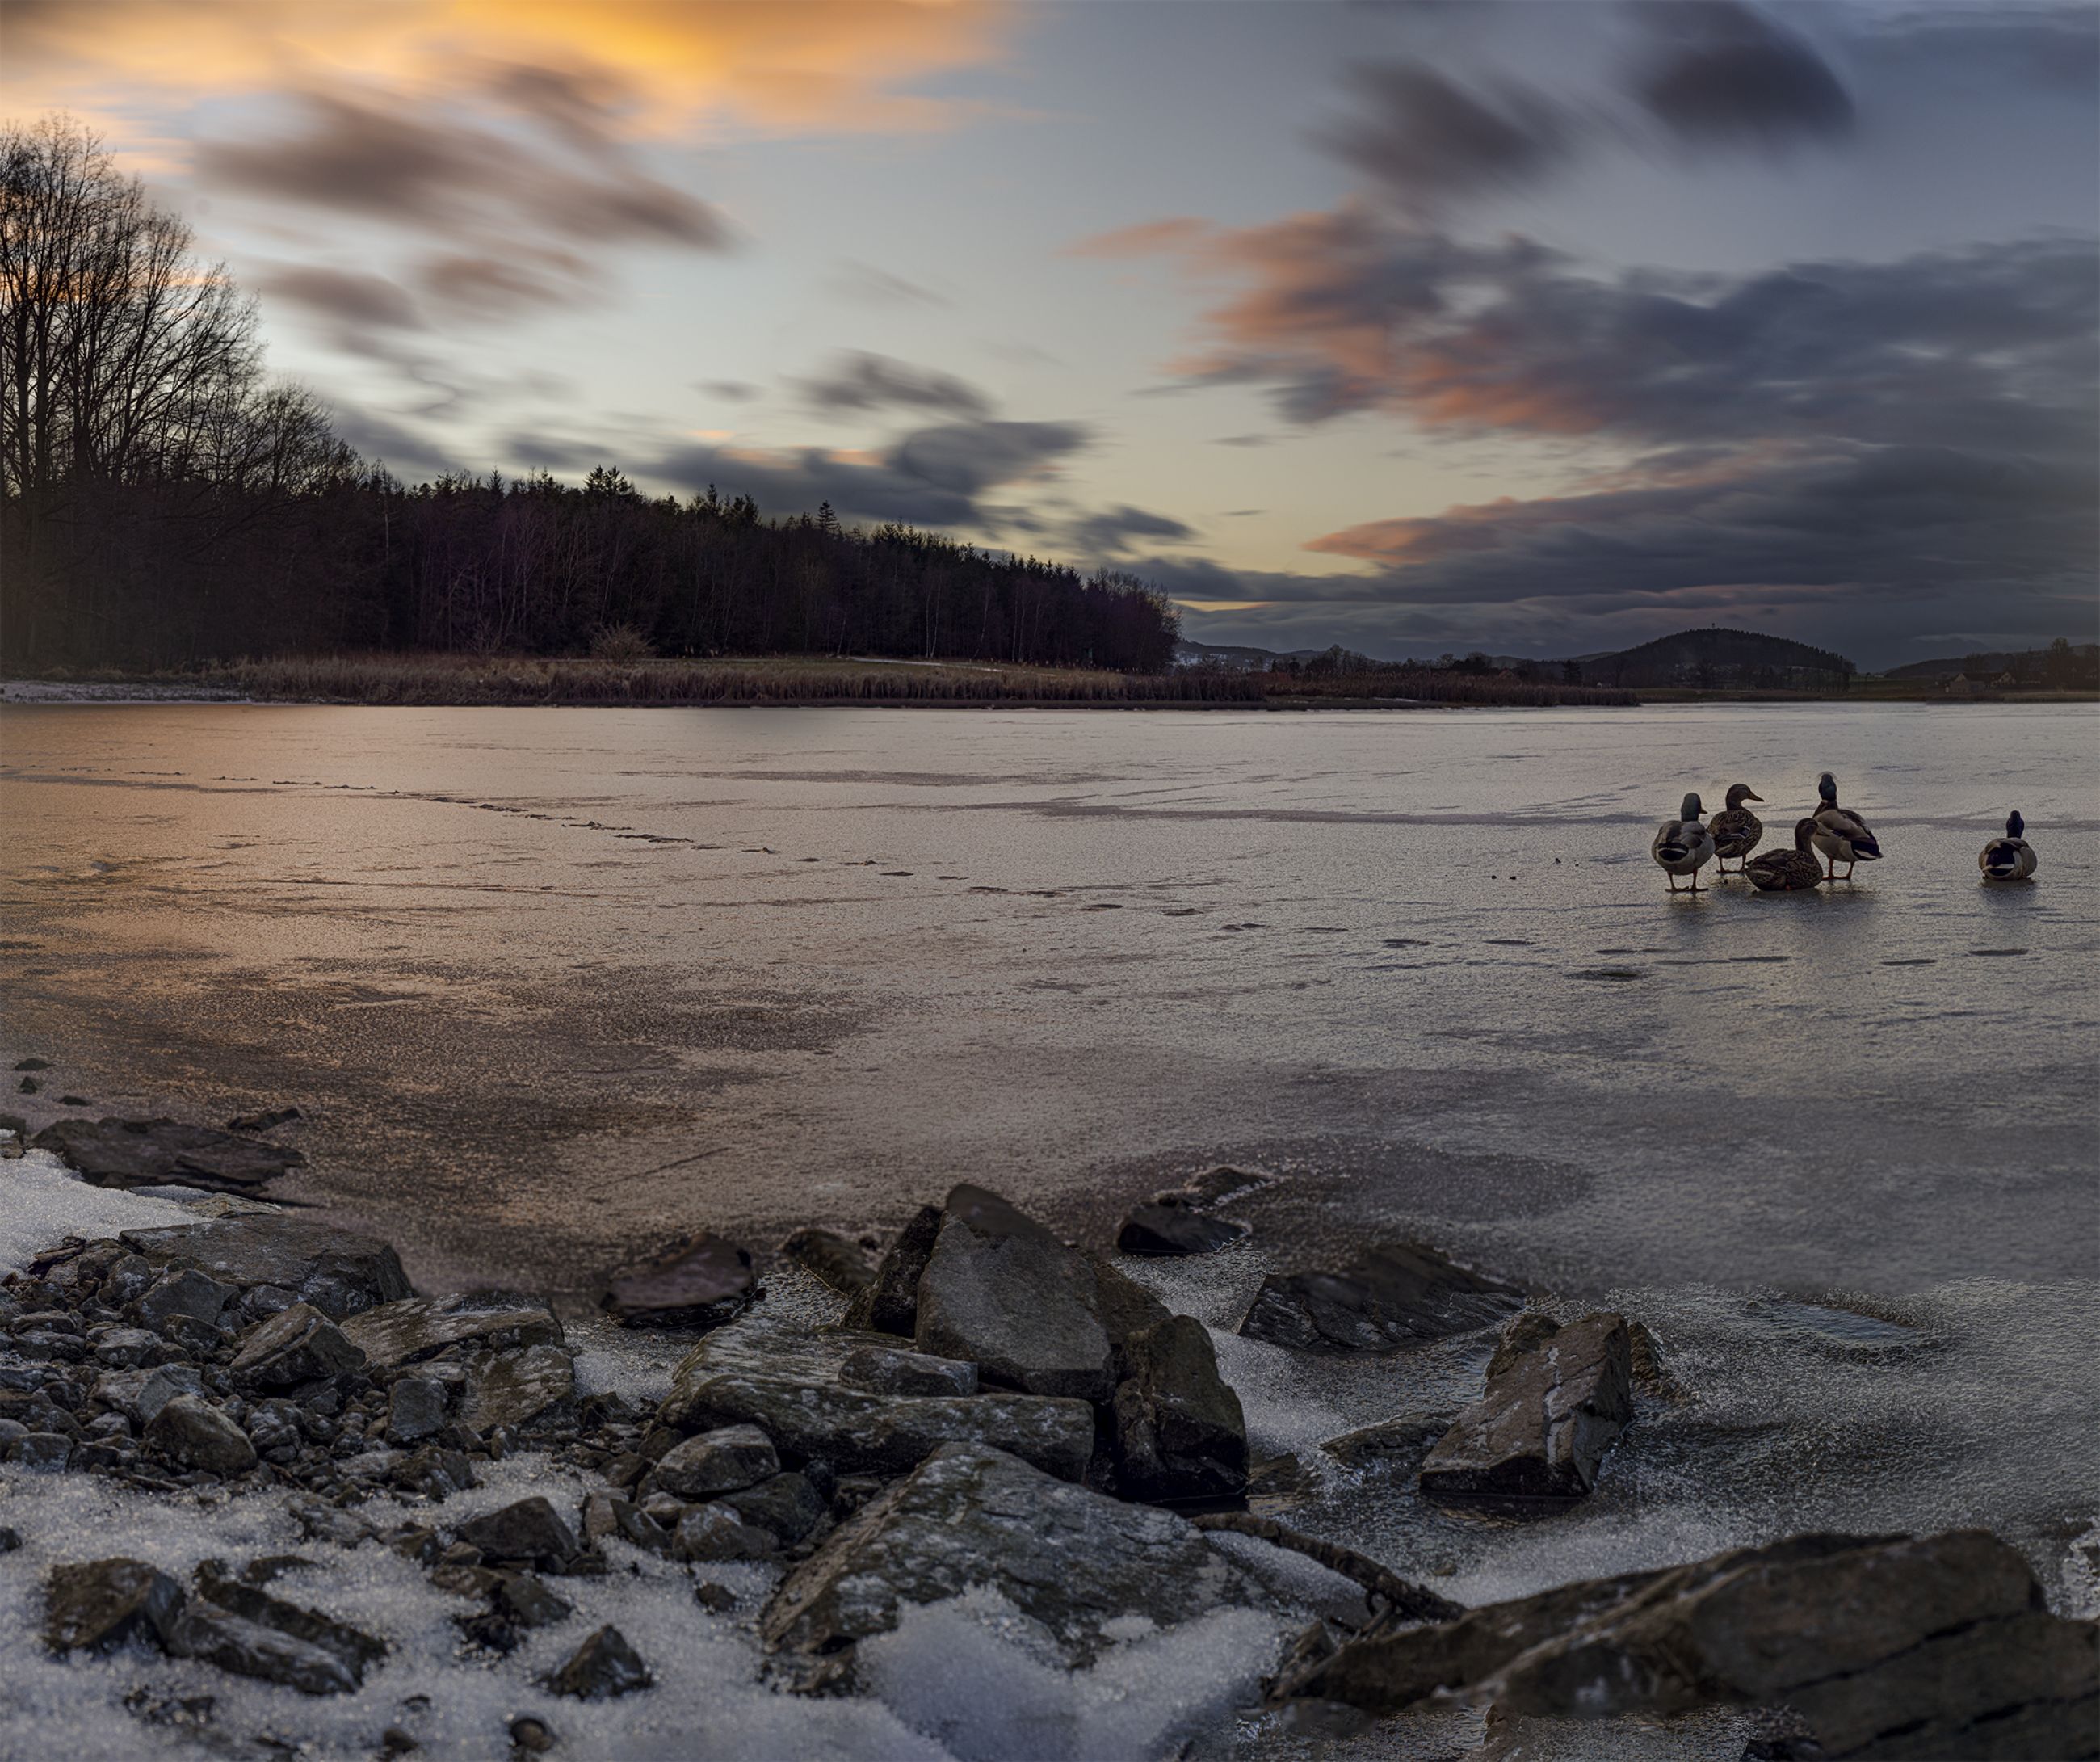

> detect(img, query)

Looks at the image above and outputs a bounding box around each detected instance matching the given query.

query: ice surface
[0,1147,204,1273]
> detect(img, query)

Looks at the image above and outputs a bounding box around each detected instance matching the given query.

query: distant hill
[1883,641,2098,685]
[1567,627,1855,690]
[1174,638,1324,670]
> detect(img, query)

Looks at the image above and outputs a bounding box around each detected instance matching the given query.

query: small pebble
[509,1715,555,1754]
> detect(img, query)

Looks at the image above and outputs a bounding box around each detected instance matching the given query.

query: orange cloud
[2,0,1010,140]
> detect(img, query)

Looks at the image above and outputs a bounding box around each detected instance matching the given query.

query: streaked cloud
[792,351,994,421]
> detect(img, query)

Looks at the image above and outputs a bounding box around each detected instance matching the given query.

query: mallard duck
[1811,772,1881,881]
[1708,784,1766,874]
[1746,818,1824,892]
[1651,793,1716,892]
[1979,810,2037,881]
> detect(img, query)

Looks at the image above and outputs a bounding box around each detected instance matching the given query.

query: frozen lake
[3,700,2097,1642]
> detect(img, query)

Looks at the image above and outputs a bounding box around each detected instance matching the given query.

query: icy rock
[134,1266,237,1331]
[838,1343,978,1398]
[658,1311,1094,1481]
[12,1430,74,1470]
[842,1202,942,1335]
[456,1340,574,1432]
[171,1571,386,1694]
[130,1362,208,1423]
[1319,1411,1458,1473]
[1085,1249,1173,1373]
[1116,1197,1250,1257]
[385,1373,456,1444]
[653,1423,779,1499]
[340,1294,562,1377]
[457,1496,581,1571]
[90,1327,164,1368]
[582,1491,670,1554]
[761,1442,1267,1687]
[229,1302,366,1390]
[32,1116,304,1193]
[392,1445,476,1499]
[545,1624,652,1699]
[718,1470,828,1545]
[914,1184,1114,1402]
[673,1502,779,1562]
[44,1558,185,1652]
[777,1226,876,1297]
[144,1392,258,1474]
[600,1233,754,1331]
[1111,1315,1248,1501]
[120,1215,410,1319]
[1240,1240,1522,1354]
[1486,1310,1565,1379]
[1420,1311,1632,1510]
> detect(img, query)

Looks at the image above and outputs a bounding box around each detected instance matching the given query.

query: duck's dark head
[1794,817,1819,849]
[1726,784,1764,808]
[1680,792,1704,822]
[2006,810,2025,839]
[1817,771,1838,804]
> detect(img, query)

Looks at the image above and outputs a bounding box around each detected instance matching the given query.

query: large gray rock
[601,1234,754,1331]
[1419,1311,1632,1510]
[914,1184,1114,1402]
[777,1227,876,1297]
[120,1216,410,1320]
[135,1267,238,1331]
[546,1625,651,1699]
[1276,1529,2098,1761]
[340,1295,562,1377]
[170,1571,385,1695]
[1240,1241,1521,1354]
[1111,1315,1248,1502]
[229,1303,366,1390]
[144,1394,258,1475]
[653,1423,779,1499]
[657,1312,1094,1482]
[838,1344,977,1398]
[1116,1197,1250,1258]
[44,1558,185,1652]
[762,1443,1269,1687]
[842,1203,943,1336]
[458,1497,581,1571]
[33,1116,304,1193]
[458,1343,575,1432]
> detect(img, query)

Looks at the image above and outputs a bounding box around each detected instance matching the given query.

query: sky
[4,0,2095,668]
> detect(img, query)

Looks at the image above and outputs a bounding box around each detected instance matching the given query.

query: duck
[1708,784,1766,875]
[1746,818,1824,892]
[1651,793,1716,892]
[1811,772,1881,881]
[1978,810,2037,881]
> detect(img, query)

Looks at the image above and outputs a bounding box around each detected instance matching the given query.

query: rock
[718,1471,827,1545]
[673,1503,778,1562]
[33,1116,304,1193]
[120,1216,410,1320]
[510,1715,556,1752]
[914,1184,1114,1402]
[1419,1312,1632,1510]
[229,1303,366,1390]
[658,1312,1094,1481]
[15,1057,50,1071]
[340,1295,562,1377]
[457,1342,574,1433]
[44,1558,186,1652]
[1240,1241,1522,1354]
[1110,1315,1248,1501]
[119,1362,208,1425]
[172,1571,386,1695]
[777,1227,876,1297]
[135,1268,238,1332]
[1082,1249,1174,1369]
[762,1443,1267,1687]
[1116,1199,1250,1258]
[838,1344,978,1398]
[601,1233,754,1331]
[1320,1411,1458,1473]
[0,1526,19,1553]
[12,1431,74,1470]
[386,1374,456,1444]
[226,1107,302,1133]
[91,1327,165,1369]
[1486,1310,1564,1379]
[653,1423,779,1499]
[392,1444,477,1499]
[1179,1165,1275,1209]
[1627,1320,1686,1401]
[545,1625,651,1699]
[458,1496,580,1571]
[493,1570,573,1629]
[842,1202,943,1335]
[145,1394,258,1475]
[583,1493,670,1555]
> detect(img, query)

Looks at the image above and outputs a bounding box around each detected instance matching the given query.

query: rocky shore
[2,1118,2094,1761]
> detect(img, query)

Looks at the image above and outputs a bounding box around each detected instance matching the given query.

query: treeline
[0,116,1178,674]
[1234,646,1635,705]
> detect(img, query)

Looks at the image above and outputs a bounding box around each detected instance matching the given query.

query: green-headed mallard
[1746,818,1823,892]
[1709,784,1766,875]
[1651,793,1716,893]
[1979,810,2037,881]
[1812,772,1881,881]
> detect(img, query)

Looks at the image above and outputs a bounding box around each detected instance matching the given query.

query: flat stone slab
[341,1296,563,1376]
[761,1442,1269,1684]
[658,1311,1094,1482]
[120,1216,410,1320]
[601,1233,754,1331]
[1240,1241,1522,1354]
[34,1117,304,1193]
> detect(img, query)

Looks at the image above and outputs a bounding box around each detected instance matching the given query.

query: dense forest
[0,118,1178,674]
[1883,639,2098,689]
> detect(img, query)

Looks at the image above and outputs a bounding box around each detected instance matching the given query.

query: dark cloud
[1067,504,1196,558]
[258,265,423,330]
[889,420,1090,498]
[415,250,587,317]
[698,380,762,402]
[198,92,729,252]
[791,351,993,421]
[826,259,949,308]
[1317,59,1571,207]
[1632,1,1854,149]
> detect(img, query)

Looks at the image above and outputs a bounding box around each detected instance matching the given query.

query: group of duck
[1651,771,2039,894]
